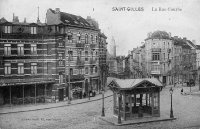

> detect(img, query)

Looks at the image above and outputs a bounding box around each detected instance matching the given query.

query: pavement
[1,78,200,129]
[0,90,113,115]
[99,115,176,126]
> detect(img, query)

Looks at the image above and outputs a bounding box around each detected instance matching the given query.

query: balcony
[90,59,96,64]
[76,58,85,68]
[66,74,85,82]
[90,44,96,50]
[151,48,161,52]
[151,70,161,75]
[76,42,85,48]
[0,77,55,87]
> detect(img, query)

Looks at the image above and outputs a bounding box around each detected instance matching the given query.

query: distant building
[109,36,117,57]
[144,30,197,85]
[126,46,146,79]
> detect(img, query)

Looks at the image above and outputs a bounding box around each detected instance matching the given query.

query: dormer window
[31,27,37,34]
[4,26,11,33]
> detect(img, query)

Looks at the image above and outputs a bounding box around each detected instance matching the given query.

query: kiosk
[108,78,163,121]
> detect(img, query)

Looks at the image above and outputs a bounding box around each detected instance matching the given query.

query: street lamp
[68,50,71,104]
[118,93,122,124]
[101,88,105,117]
[169,87,174,118]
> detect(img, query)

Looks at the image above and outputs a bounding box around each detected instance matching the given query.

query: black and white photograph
[0,0,200,129]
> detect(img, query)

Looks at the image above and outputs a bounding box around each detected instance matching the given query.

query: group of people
[72,90,96,99]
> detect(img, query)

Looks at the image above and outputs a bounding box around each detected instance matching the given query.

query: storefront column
[151,93,154,116]
[23,85,24,105]
[158,92,160,116]
[129,94,132,118]
[146,93,148,106]
[35,84,36,104]
[134,94,136,107]
[123,93,126,121]
[9,86,11,106]
[113,92,116,114]
[44,84,46,103]
[82,81,85,94]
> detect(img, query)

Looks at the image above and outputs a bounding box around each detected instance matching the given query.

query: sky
[0,0,200,56]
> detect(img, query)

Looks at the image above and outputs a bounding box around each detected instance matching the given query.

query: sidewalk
[99,114,176,126]
[0,90,113,115]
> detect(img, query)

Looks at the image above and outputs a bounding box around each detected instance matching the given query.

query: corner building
[46,8,105,100]
[145,31,173,85]
[0,8,107,105]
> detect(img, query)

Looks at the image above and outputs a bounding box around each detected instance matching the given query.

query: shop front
[0,79,55,106]
[66,74,85,100]
[108,78,163,121]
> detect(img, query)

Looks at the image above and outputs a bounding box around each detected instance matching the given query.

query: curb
[99,117,177,126]
[0,94,113,115]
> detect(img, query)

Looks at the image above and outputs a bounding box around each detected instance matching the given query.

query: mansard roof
[173,37,191,49]
[146,30,171,40]
[49,8,98,30]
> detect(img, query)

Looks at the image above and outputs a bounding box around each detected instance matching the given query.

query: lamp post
[169,87,174,118]
[101,88,105,117]
[68,50,71,104]
[118,93,122,124]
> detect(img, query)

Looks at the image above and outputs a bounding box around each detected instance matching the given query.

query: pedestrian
[181,88,183,95]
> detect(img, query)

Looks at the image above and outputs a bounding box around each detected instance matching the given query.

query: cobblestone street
[0,85,200,129]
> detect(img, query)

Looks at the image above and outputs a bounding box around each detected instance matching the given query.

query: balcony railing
[76,43,85,48]
[90,44,96,50]
[76,58,85,67]
[66,74,85,82]
[90,59,96,64]
[151,48,161,52]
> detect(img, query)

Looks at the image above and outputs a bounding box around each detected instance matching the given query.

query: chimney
[13,16,19,22]
[192,40,196,45]
[13,13,15,22]
[173,36,178,39]
[87,16,91,20]
[55,8,60,13]
[183,37,187,41]
[37,6,41,23]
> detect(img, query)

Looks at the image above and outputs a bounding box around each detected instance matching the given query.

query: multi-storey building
[144,30,196,85]
[99,33,108,90]
[144,31,173,85]
[46,8,104,98]
[172,37,197,84]
[0,16,57,105]
[125,45,146,79]
[0,8,107,105]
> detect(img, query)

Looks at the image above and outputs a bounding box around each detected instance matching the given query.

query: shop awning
[0,78,55,87]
